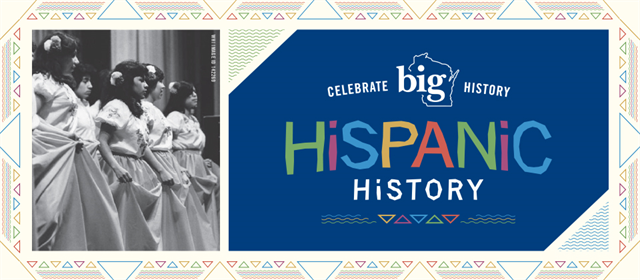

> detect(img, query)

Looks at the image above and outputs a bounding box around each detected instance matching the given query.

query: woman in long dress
[96,60,174,250]
[32,33,123,250]
[165,81,219,249]
[71,63,100,157]
[141,64,217,250]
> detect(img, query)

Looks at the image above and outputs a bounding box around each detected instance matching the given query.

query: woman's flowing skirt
[173,150,219,250]
[32,129,123,250]
[100,154,162,250]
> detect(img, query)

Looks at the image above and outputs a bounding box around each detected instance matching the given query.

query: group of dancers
[32,32,220,251]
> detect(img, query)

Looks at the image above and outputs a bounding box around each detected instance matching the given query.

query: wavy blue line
[475,214,515,218]
[321,214,362,218]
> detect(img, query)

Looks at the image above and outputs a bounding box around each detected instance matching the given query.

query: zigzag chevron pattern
[335,270,403,279]
[629,40,638,122]
[535,270,604,279]
[437,270,504,279]
[236,2,306,11]
[630,160,638,241]
[235,270,305,279]
[534,1,603,11]
[1,40,11,122]
[36,1,105,10]
[436,2,504,11]
[134,270,204,279]
[228,29,284,82]
[334,2,404,11]
[1,160,11,243]
[135,1,204,10]
[558,202,609,251]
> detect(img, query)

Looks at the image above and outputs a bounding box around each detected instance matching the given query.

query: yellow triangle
[144,261,154,268]
[544,12,553,19]
[404,262,436,280]
[620,56,627,69]
[202,0,238,19]
[286,261,296,268]
[51,261,61,268]
[13,99,20,112]
[451,13,461,20]
[380,261,389,268]
[13,170,19,182]
[251,261,261,268]
[179,13,190,20]
[451,261,460,268]
[621,99,628,112]
[251,13,261,20]
[13,57,20,69]
[180,261,189,268]
[403,0,437,19]
[13,212,20,225]
[51,13,61,20]
[579,13,589,20]
[544,261,554,268]
[379,13,390,20]
[620,212,627,224]
[344,261,354,268]
[286,12,296,19]
[579,261,589,268]
[486,12,495,19]
[344,12,354,19]
[486,261,496,268]
[144,12,154,19]
[86,262,96,268]
[86,12,96,19]
[378,214,396,224]
[621,169,628,182]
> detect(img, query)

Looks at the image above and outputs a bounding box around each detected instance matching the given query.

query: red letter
[412,121,454,168]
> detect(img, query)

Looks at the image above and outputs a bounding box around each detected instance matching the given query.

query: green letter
[457,122,496,170]
[286,122,325,175]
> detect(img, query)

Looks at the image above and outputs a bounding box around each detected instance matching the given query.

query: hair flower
[110,71,124,86]
[44,35,62,52]
[169,82,178,95]
[146,65,157,80]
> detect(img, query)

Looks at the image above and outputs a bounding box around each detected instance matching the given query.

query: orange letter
[412,121,453,168]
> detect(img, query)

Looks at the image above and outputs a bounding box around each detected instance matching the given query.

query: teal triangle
[497,0,542,20]
[567,12,577,19]
[63,261,73,268]
[462,261,472,268]
[621,197,628,210]
[167,261,178,268]
[462,12,472,19]
[497,261,542,280]
[367,12,377,19]
[98,261,142,280]
[621,70,627,83]
[168,12,178,19]
[567,261,577,268]
[298,261,342,280]
[12,71,20,83]
[619,113,640,167]
[263,261,273,268]
[0,114,21,168]
[410,214,428,223]
[63,12,73,19]
[367,261,378,268]
[263,12,273,19]
[97,0,142,20]
[298,0,342,20]
[12,198,19,210]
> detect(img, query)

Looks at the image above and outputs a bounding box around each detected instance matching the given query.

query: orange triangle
[180,261,189,268]
[144,261,154,268]
[51,261,61,268]
[544,261,554,268]
[86,262,96,268]
[403,261,413,268]
[13,170,19,182]
[227,261,237,267]
[579,13,589,20]
[620,56,627,69]
[13,57,20,69]
[620,212,627,224]
[179,13,190,20]
[544,12,553,19]
[13,100,20,112]
[203,261,213,267]
[28,13,38,20]
[451,261,460,268]
[286,261,296,268]
[579,261,589,268]
[403,13,413,20]
[251,13,261,20]
[14,212,20,224]
[344,12,354,19]
[286,12,296,19]
[426,13,437,20]
[27,261,37,268]
[344,261,354,268]
[251,261,261,268]
[86,12,96,19]
[51,13,62,20]
[486,261,496,268]
[380,13,389,20]
[227,13,237,20]
[426,261,437,268]
[451,13,461,20]
[621,99,628,111]
[378,214,396,224]
[442,214,459,224]
[144,12,154,19]
[203,13,214,20]
[380,261,389,268]
[486,12,495,19]
[603,13,613,20]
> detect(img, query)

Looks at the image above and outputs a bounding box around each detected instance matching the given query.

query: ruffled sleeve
[32,73,63,103]
[95,99,131,130]
[167,112,185,133]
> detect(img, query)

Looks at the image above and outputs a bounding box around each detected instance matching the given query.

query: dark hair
[100,60,148,118]
[142,63,165,96]
[32,32,79,89]
[164,81,196,116]
[88,69,111,105]
[72,63,96,90]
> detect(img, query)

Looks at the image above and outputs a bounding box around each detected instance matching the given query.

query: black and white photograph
[31,30,220,251]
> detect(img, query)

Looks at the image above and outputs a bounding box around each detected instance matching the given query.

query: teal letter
[341,120,379,169]
[514,121,552,175]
